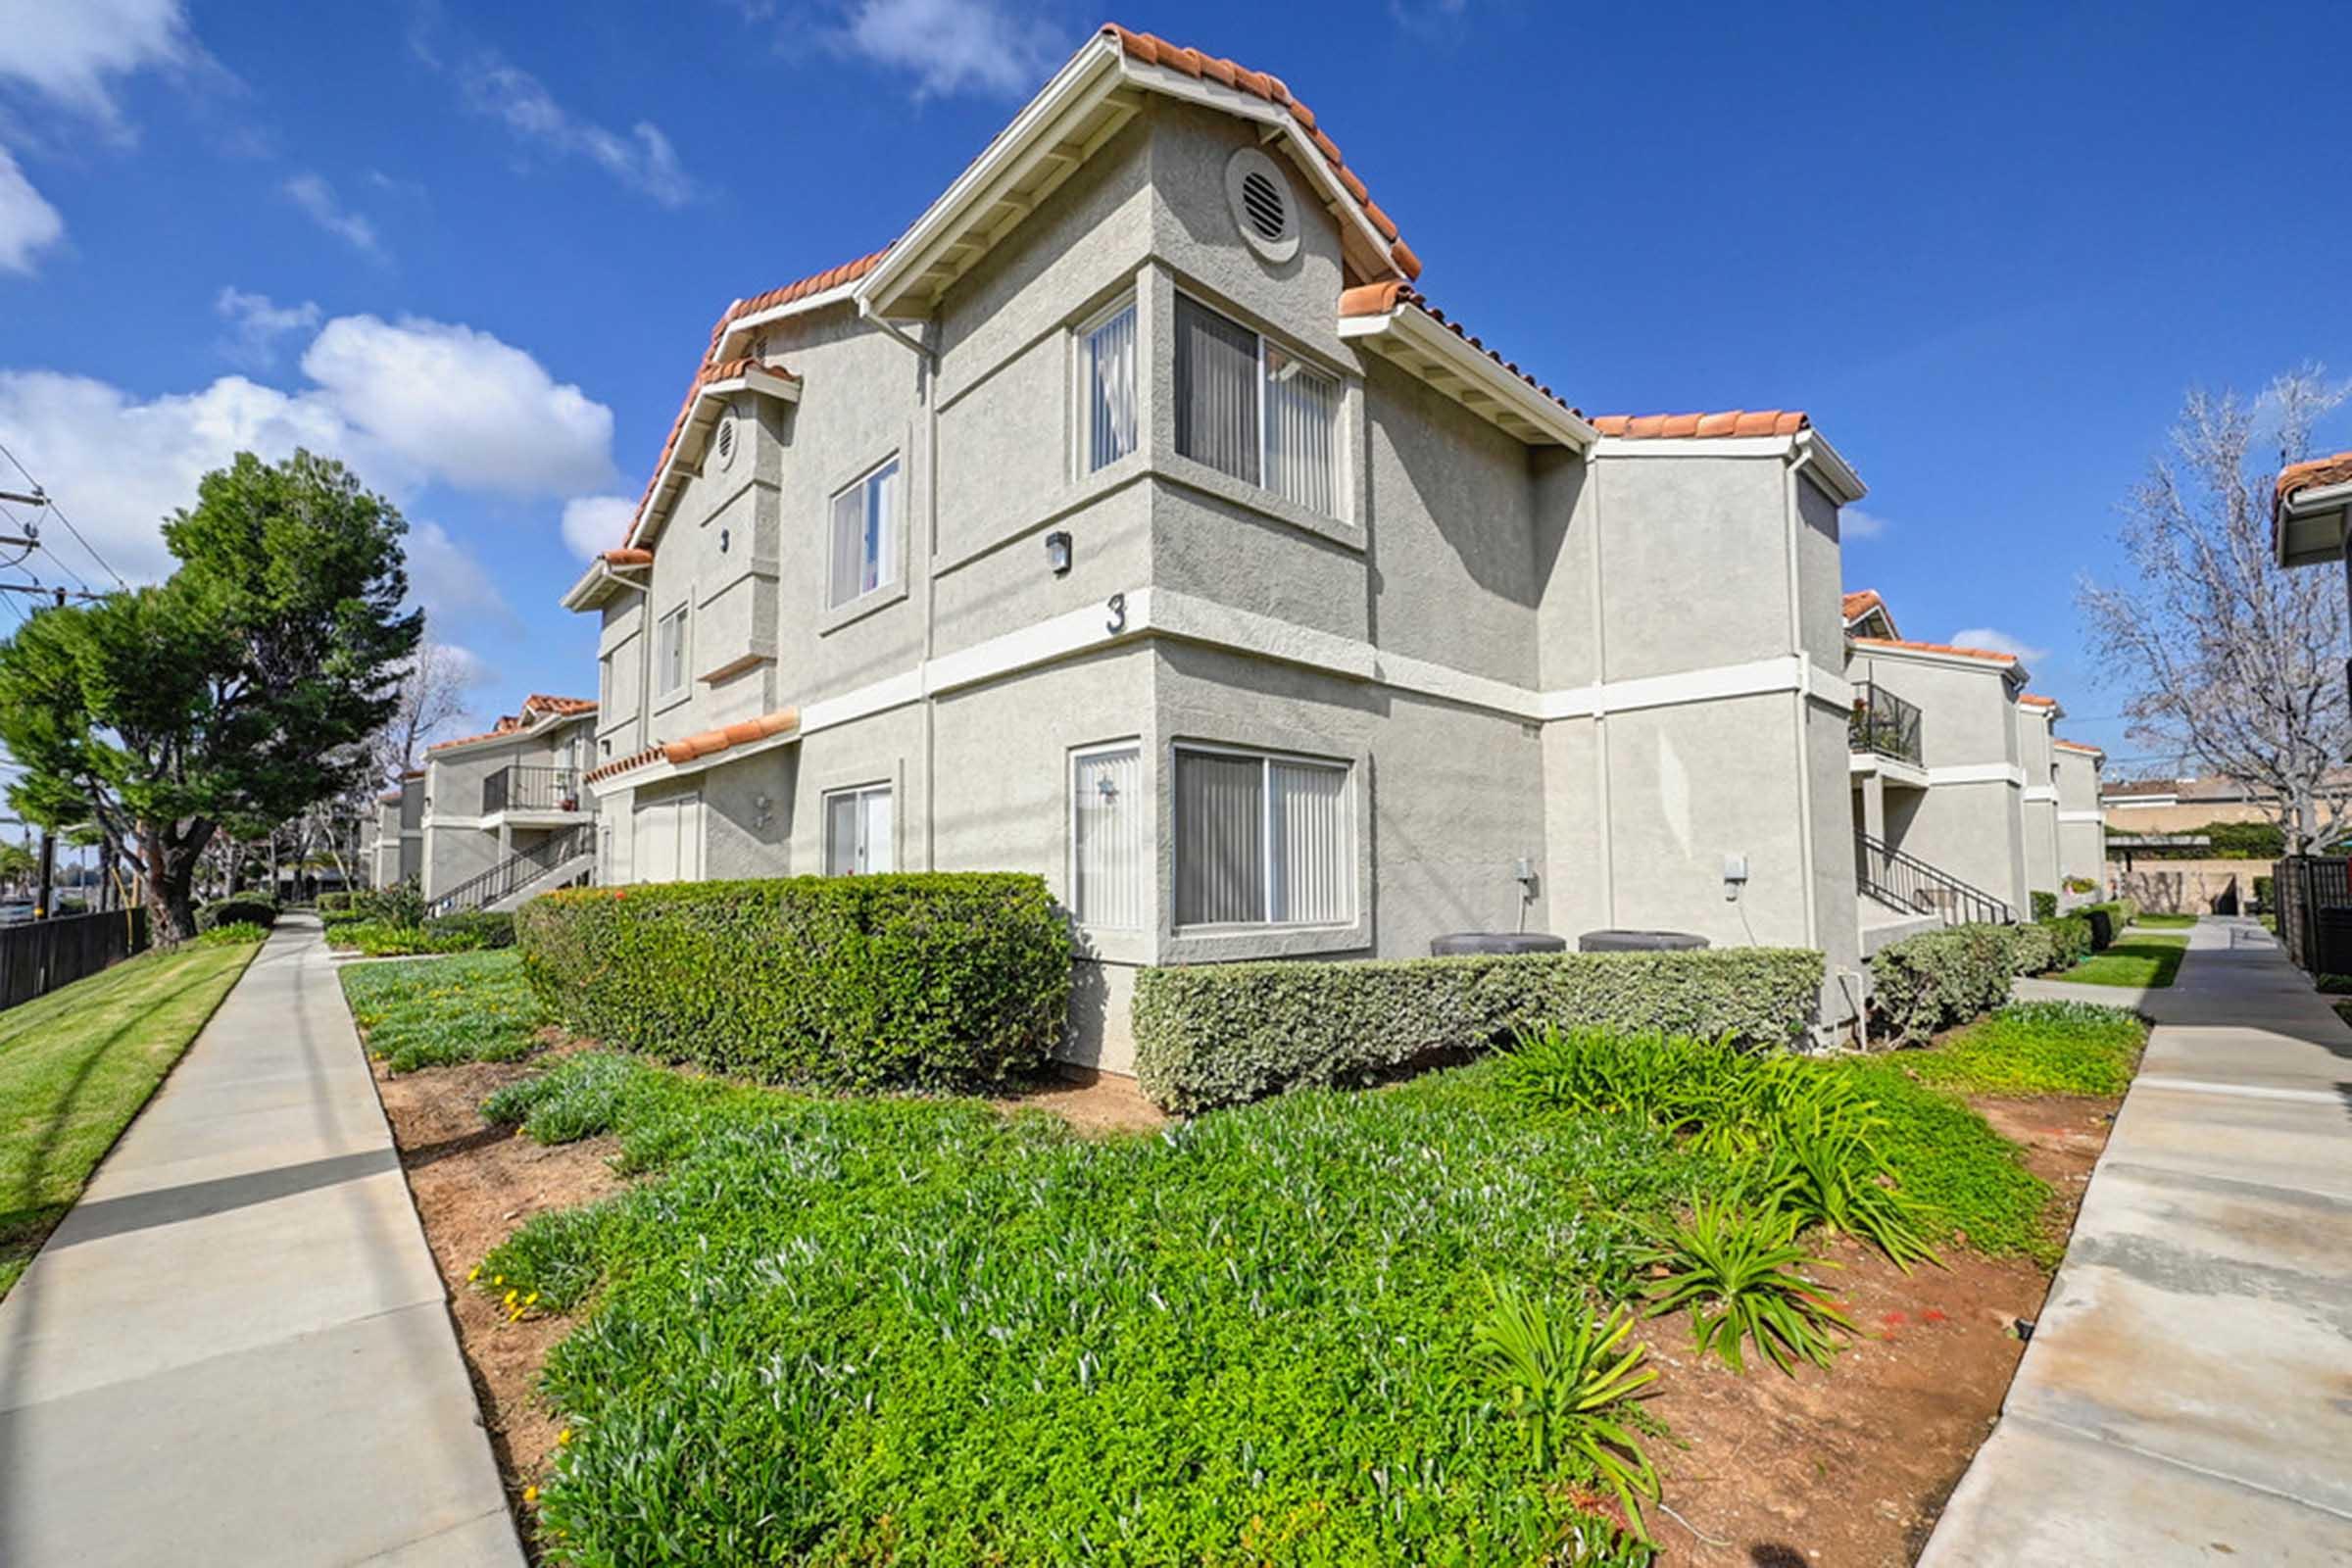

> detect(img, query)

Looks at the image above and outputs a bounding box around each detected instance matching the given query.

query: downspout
[1783,435,1821,955]
[858,297,943,871]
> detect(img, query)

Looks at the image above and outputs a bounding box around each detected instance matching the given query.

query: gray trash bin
[1429,932,1569,956]
[1577,929,1709,954]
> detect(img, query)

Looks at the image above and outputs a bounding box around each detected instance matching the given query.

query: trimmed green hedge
[1132,947,1824,1113]
[198,895,277,932]
[2030,890,2057,921]
[2041,913,2092,968]
[1869,915,2102,1045]
[515,873,1069,1092]
[426,909,514,949]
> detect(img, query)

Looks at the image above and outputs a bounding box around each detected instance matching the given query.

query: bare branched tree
[2081,365,2352,852]
[370,641,474,786]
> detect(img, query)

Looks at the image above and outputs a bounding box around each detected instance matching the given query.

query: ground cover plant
[340,950,548,1072]
[0,936,260,1297]
[1903,1001,2147,1097]
[2064,932,2187,989]
[451,1013,2066,1566]
[2132,912,2197,929]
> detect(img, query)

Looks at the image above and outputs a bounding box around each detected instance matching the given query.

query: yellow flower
[526,1292,539,1304]
[466,1265,480,1283]
[494,1275,505,1286]
[522,1486,539,1505]
[558,1428,572,1446]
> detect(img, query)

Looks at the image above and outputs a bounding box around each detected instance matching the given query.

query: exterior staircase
[427,822,594,917]
[1855,832,2014,954]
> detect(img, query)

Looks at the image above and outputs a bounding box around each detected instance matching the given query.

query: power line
[0,435,126,591]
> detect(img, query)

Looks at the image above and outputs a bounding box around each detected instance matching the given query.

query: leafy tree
[0,451,419,941]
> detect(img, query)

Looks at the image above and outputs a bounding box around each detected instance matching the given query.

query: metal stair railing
[1856,832,2014,927]
[427,822,592,917]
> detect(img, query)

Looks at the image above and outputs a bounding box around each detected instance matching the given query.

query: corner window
[656,607,688,697]
[823,783,894,876]
[1071,745,1144,928]
[1076,297,1137,475]
[1173,295,1340,516]
[828,457,901,610]
[1173,746,1352,927]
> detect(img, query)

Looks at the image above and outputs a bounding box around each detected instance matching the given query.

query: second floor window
[656,606,688,698]
[1174,295,1341,517]
[1077,297,1137,474]
[829,457,901,610]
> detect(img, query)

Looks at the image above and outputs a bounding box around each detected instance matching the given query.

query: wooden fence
[2272,856,2352,973]
[0,907,151,1012]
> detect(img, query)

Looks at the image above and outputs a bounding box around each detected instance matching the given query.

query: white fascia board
[855,37,1125,318]
[1850,639,2020,681]
[561,558,649,614]
[1588,430,1867,505]
[712,283,861,362]
[1338,309,1594,450]
[1796,429,1865,504]
[2276,480,2352,567]
[426,710,591,762]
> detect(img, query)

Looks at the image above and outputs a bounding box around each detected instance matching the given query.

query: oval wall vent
[1224,147,1299,265]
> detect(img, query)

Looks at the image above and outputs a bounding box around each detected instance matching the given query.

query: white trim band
[1927,762,2029,788]
[2059,809,2106,823]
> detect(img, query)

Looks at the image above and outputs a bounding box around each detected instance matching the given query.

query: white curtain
[1073,747,1143,928]
[1084,305,1137,472]
[863,460,899,594]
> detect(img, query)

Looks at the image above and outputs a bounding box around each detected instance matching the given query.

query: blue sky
[0,0,2344,774]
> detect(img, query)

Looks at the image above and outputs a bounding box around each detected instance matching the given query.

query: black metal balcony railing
[482,765,581,815]
[1849,682,1924,765]
[1856,832,2014,927]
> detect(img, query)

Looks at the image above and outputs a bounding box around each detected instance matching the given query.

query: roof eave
[2275,480,2352,568]
[711,280,862,365]
[625,368,801,552]
[1338,307,1594,450]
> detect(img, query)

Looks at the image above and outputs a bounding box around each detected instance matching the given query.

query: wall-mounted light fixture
[1045,529,1073,576]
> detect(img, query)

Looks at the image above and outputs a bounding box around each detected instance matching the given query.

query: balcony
[1849,682,1923,766]
[482,765,582,816]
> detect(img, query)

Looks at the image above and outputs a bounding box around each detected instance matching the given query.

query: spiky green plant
[1462,1276,1660,1535]
[1746,1095,1938,1270]
[1637,1199,1852,1375]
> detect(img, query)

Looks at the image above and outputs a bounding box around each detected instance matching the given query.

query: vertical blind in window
[1174,750,1352,927]
[1073,746,1144,928]
[1174,295,1260,486]
[1082,303,1138,473]
[1263,345,1339,515]
[829,459,900,609]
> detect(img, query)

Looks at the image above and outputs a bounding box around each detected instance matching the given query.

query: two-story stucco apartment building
[1838,588,2105,939]
[416,695,599,909]
[559,24,1904,1067]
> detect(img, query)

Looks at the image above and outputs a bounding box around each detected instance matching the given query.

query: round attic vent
[714,413,737,468]
[1224,147,1298,265]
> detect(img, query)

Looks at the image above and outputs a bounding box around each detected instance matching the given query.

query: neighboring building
[564,24,1876,1069]
[370,771,424,889]
[418,696,599,908]
[2100,772,2296,835]
[2055,739,2108,890]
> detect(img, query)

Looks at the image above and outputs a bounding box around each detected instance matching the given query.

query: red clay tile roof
[2018,693,2059,709]
[585,707,801,785]
[599,548,653,567]
[1592,411,1810,439]
[621,353,805,549]
[1339,281,1575,415]
[427,696,597,754]
[2277,450,2352,514]
[1841,588,1892,624]
[1102,25,1419,282]
[705,249,892,362]
[2053,739,2105,756]
[1850,635,2019,665]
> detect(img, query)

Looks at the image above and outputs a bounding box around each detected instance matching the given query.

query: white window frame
[1068,741,1145,931]
[822,782,895,876]
[1171,741,1355,930]
[1071,293,1139,479]
[1172,291,1344,518]
[655,605,689,699]
[827,455,902,611]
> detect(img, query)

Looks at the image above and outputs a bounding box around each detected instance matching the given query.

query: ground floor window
[824,783,894,876]
[1173,746,1352,927]
[1071,744,1144,929]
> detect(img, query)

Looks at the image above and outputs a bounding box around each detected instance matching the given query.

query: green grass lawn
[441,1021,2075,1566]
[0,937,262,1298]
[2065,932,2188,988]
[2132,912,2198,930]
[339,950,547,1072]
[1902,1001,2148,1098]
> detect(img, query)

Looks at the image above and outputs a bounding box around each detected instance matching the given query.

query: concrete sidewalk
[0,917,522,1568]
[1922,917,2352,1564]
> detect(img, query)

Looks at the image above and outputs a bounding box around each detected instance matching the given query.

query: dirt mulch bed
[1640,1087,2118,1565]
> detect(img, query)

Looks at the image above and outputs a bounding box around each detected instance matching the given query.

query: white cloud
[406,519,511,629]
[454,54,693,206]
[828,0,1062,100]
[560,494,635,561]
[301,315,615,496]
[1950,626,2052,664]
[1841,506,1890,541]
[0,0,195,134]
[282,172,381,257]
[0,143,63,272]
[214,286,320,368]
[0,312,616,589]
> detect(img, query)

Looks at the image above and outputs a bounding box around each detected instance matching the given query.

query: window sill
[650,686,692,719]
[817,576,909,637]
[1158,916,1372,964]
